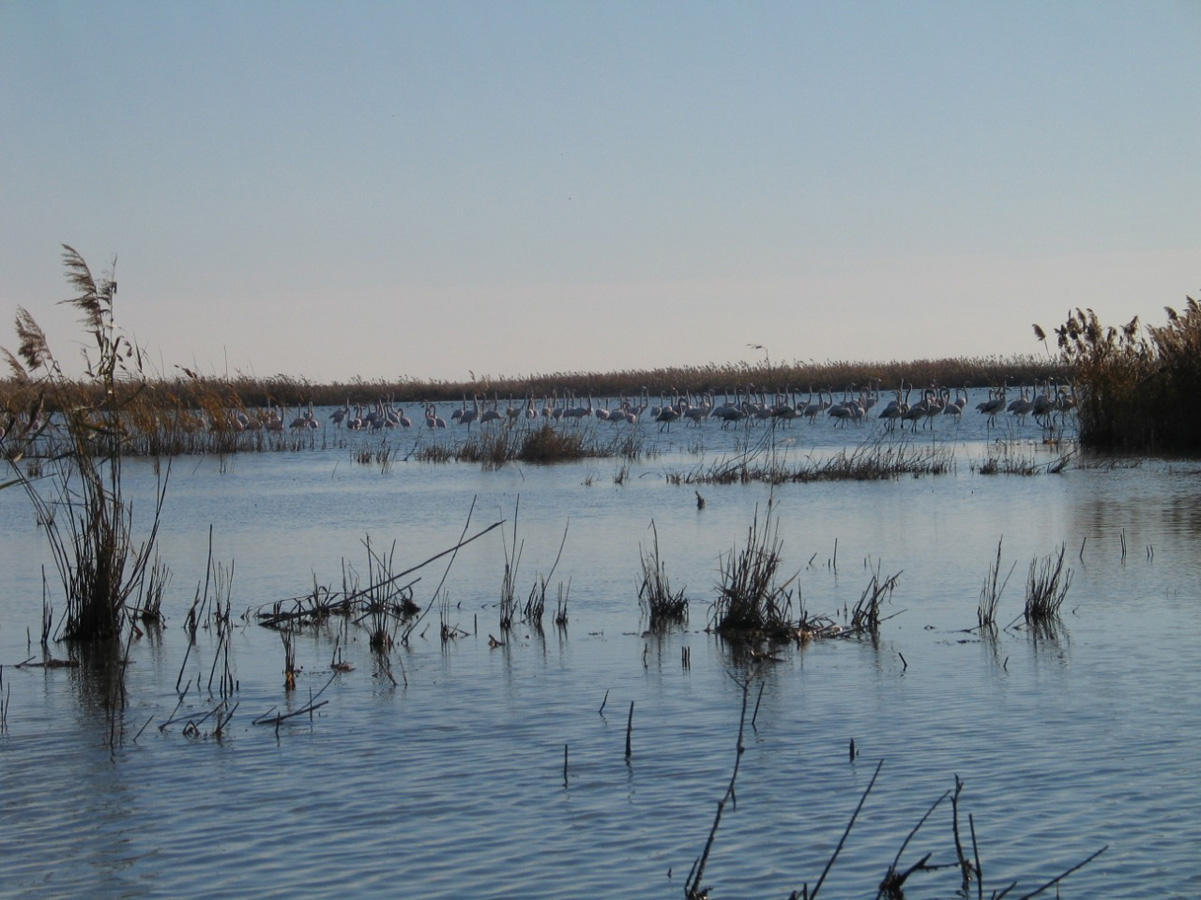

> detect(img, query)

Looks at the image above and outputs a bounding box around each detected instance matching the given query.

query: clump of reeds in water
[515,423,591,463]
[130,553,171,626]
[849,566,901,634]
[415,421,635,467]
[977,537,1015,633]
[682,437,953,485]
[638,521,688,631]
[712,498,798,641]
[1,246,168,642]
[976,441,1075,476]
[345,537,419,651]
[1024,543,1073,624]
[1045,298,1201,453]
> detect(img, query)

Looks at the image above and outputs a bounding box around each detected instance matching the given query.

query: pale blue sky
[3,1,1198,383]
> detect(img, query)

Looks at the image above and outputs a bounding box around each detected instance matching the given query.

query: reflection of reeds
[638,521,688,631]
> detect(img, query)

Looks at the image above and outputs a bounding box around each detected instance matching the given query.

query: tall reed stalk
[2,246,168,641]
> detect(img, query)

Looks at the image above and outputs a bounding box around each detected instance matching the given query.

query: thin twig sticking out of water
[403,496,490,645]
[500,497,522,632]
[798,759,884,899]
[876,784,953,897]
[684,676,753,899]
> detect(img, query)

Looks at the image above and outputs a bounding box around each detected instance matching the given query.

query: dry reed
[712,497,798,641]
[1046,298,1201,453]
[637,521,688,630]
[2,246,168,641]
[1024,544,1073,623]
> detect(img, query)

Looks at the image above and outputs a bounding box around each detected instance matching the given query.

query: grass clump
[638,521,688,630]
[849,567,901,634]
[2,245,167,641]
[517,423,589,463]
[1024,544,1073,623]
[680,436,953,486]
[977,537,1015,632]
[712,497,798,641]
[1045,298,1201,453]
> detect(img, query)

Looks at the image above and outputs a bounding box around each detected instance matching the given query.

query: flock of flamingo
[0,380,1078,445]
[312,380,1077,435]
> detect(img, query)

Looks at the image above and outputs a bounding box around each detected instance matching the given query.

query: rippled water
[2,398,1200,897]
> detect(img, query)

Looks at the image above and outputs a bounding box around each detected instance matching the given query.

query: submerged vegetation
[1044,297,1201,453]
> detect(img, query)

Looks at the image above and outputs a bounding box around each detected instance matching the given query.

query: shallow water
[2,400,1199,897]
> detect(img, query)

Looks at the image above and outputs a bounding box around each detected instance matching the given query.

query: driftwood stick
[253,673,337,726]
[252,699,329,727]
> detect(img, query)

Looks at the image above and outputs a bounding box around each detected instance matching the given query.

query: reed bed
[95,353,1060,406]
[1046,298,1201,453]
[4,355,1067,447]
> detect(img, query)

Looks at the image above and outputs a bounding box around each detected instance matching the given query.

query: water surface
[2,401,1199,897]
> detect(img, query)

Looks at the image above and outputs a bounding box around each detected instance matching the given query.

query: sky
[2,1,1199,384]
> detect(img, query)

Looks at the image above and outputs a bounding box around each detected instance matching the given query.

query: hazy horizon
[3,2,1198,383]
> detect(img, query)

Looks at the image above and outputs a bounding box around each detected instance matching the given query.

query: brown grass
[1045,298,1201,453]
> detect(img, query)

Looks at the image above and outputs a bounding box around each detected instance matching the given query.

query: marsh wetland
[3,396,1200,898]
